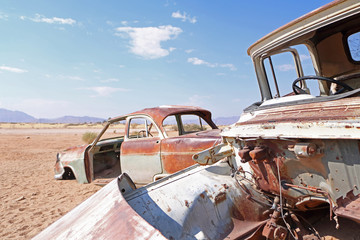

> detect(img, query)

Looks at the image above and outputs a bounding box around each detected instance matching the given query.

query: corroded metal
[36,163,270,239]
[55,106,220,184]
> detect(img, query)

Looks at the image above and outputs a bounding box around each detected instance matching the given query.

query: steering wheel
[137,130,146,138]
[292,76,353,95]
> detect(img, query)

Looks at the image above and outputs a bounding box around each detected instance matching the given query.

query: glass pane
[162,115,179,137]
[264,52,298,97]
[128,118,159,139]
[181,115,207,133]
[348,32,360,61]
[263,45,318,97]
[128,118,146,139]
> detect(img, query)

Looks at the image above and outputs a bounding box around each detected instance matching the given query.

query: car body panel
[35,163,269,240]
[121,137,162,184]
[55,105,220,185]
[160,129,221,173]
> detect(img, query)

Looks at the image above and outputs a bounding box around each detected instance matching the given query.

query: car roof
[108,105,215,127]
[247,0,360,59]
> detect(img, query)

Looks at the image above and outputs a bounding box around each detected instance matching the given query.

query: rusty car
[54,105,221,185]
[36,0,360,239]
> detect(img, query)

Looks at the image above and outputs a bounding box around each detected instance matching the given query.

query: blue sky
[0,0,332,119]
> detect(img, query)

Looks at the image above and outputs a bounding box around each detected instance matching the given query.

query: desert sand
[1,125,359,239]
[0,127,104,239]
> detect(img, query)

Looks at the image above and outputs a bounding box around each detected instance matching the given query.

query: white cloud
[0,66,27,73]
[185,94,210,106]
[84,86,130,97]
[172,11,197,24]
[0,13,8,21]
[68,76,84,81]
[24,14,76,25]
[277,64,295,72]
[219,63,237,71]
[187,57,237,71]
[115,25,182,59]
[187,57,215,67]
[185,49,194,54]
[101,78,120,83]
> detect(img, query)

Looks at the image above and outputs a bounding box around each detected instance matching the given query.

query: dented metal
[39,1,360,239]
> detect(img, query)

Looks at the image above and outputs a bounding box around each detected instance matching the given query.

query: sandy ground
[0,127,359,239]
[0,128,103,239]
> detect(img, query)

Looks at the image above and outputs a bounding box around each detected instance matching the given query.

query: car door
[120,116,162,184]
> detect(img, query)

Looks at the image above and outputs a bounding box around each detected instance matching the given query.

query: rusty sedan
[54,105,221,185]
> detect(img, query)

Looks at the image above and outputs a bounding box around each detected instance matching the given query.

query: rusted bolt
[193,154,198,160]
[294,142,318,158]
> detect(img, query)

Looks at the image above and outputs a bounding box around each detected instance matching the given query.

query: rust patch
[184,200,190,208]
[215,192,227,205]
[335,191,360,223]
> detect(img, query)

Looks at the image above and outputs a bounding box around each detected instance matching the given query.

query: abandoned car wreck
[36,0,360,239]
[54,105,220,185]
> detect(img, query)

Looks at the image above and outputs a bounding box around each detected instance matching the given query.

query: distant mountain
[0,107,238,125]
[0,108,37,123]
[38,116,105,124]
[213,116,239,126]
[0,108,105,123]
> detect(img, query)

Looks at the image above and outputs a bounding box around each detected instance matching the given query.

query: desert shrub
[184,124,203,132]
[82,132,97,144]
[170,124,178,131]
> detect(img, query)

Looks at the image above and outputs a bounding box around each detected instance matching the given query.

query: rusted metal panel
[33,178,166,240]
[161,130,221,173]
[56,106,220,184]
[335,191,360,223]
[123,162,270,239]
[109,105,218,133]
[248,0,360,57]
[37,162,272,240]
[223,97,360,140]
[55,145,89,183]
[121,138,162,184]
